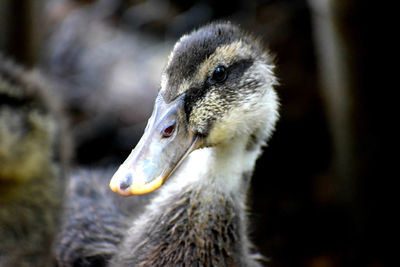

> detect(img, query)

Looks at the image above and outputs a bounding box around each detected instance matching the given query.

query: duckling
[0,55,68,266]
[109,22,279,266]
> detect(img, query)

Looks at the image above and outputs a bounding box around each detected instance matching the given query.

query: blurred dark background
[0,0,387,266]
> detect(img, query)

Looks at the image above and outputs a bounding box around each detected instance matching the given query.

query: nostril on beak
[120,173,132,191]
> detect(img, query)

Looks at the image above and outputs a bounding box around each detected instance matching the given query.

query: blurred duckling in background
[0,55,68,266]
[54,167,154,267]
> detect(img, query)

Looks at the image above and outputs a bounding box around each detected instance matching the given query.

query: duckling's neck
[170,132,263,197]
[112,133,264,266]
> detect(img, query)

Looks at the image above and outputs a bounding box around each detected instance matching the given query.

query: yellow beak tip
[109,182,117,193]
[128,176,164,195]
[109,174,164,196]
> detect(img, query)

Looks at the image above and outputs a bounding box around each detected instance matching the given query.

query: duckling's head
[110,22,279,196]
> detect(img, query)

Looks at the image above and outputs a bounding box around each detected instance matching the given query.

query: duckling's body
[0,55,68,266]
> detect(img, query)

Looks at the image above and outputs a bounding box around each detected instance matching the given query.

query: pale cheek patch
[188,88,254,143]
[206,97,258,145]
[204,83,278,146]
[189,90,228,134]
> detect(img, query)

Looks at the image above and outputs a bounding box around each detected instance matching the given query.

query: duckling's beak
[110,93,202,196]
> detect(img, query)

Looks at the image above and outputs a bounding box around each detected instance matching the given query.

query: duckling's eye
[162,122,175,138]
[211,66,227,83]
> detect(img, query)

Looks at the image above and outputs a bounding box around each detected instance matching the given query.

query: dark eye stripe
[226,59,254,81]
[183,59,254,121]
